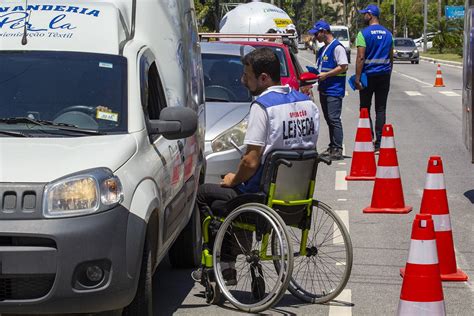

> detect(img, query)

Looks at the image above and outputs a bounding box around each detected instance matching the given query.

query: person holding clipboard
[308,20,348,161]
[354,4,394,153]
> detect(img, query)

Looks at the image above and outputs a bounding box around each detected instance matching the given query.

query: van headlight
[211,116,248,152]
[43,168,124,218]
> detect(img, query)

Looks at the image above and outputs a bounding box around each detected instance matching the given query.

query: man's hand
[318,72,329,81]
[355,79,364,90]
[221,173,236,188]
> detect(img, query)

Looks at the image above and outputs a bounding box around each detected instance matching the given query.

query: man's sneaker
[319,147,333,157]
[191,268,202,282]
[330,148,344,161]
[222,268,237,286]
[374,147,380,155]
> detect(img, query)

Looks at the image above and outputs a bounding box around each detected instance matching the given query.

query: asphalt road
[153,49,473,315]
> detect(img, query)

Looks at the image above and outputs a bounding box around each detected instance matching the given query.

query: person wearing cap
[286,23,298,54]
[309,20,348,161]
[355,4,393,153]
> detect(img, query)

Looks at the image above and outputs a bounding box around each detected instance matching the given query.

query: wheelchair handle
[318,156,332,165]
[276,158,293,168]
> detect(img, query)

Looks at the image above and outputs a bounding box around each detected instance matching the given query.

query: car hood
[205,101,251,141]
[0,134,137,182]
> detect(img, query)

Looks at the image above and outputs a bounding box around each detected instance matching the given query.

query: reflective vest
[238,86,320,193]
[316,39,346,97]
[362,25,393,75]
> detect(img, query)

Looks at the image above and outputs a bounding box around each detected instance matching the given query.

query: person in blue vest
[355,4,394,152]
[191,47,320,285]
[309,20,348,160]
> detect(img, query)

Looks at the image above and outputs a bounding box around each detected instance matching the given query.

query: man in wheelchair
[192,48,320,287]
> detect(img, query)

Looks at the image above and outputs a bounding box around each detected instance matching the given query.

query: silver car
[394,37,420,64]
[201,42,255,184]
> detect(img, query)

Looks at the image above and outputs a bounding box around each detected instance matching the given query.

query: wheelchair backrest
[260,150,319,201]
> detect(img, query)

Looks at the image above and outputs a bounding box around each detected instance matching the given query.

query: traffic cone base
[364,206,412,214]
[441,269,469,281]
[346,175,375,181]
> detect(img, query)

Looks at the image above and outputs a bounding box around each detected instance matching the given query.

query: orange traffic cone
[363,124,412,214]
[346,108,376,181]
[397,214,446,316]
[434,64,445,87]
[418,156,468,281]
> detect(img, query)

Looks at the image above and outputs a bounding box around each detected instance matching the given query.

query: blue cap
[359,4,380,17]
[308,20,330,35]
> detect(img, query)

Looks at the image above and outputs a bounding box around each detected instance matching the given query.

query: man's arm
[390,45,394,69]
[318,45,349,81]
[221,145,263,187]
[354,31,366,90]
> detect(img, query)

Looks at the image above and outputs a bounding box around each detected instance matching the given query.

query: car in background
[414,32,436,50]
[229,39,313,91]
[394,37,420,64]
[201,42,254,184]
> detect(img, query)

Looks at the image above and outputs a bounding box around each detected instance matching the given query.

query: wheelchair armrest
[225,193,267,211]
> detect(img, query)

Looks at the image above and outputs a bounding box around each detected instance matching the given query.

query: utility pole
[343,0,347,25]
[423,0,428,52]
[393,0,397,36]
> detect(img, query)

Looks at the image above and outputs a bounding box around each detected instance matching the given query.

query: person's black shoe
[320,147,333,157]
[330,148,344,161]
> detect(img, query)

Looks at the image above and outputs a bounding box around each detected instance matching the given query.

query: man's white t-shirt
[333,45,348,66]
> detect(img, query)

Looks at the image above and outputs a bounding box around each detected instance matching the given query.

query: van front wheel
[123,238,153,316]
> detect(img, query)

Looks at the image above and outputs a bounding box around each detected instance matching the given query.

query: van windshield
[332,29,349,42]
[0,51,127,135]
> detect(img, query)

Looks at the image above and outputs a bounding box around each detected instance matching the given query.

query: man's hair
[242,48,281,83]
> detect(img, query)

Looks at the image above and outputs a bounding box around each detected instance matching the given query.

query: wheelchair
[199,150,353,313]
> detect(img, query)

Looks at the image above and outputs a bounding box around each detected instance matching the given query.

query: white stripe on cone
[376,166,400,179]
[381,136,395,148]
[358,118,371,128]
[432,214,452,232]
[398,300,446,316]
[425,173,446,190]
[407,239,438,265]
[354,141,374,152]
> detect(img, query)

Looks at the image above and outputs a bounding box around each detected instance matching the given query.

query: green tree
[431,17,462,53]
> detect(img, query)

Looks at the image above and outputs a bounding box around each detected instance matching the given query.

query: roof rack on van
[199,33,294,45]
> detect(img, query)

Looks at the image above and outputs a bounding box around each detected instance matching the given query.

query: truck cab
[0,0,204,314]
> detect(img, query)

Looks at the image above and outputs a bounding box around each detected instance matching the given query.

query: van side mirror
[148,107,198,140]
[299,72,319,86]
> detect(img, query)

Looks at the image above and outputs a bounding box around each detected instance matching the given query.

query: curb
[420,56,462,67]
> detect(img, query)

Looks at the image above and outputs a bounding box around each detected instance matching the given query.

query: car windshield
[332,29,349,41]
[0,51,127,135]
[253,46,289,77]
[395,39,416,47]
[202,53,252,102]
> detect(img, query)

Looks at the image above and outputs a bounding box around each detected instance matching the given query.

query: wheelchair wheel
[273,200,352,304]
[213,203,293,313]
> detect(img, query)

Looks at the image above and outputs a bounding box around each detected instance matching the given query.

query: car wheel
[123,237,153,316]
[169,204,202,268]
[415,60,419,64]
[411,61,415,64]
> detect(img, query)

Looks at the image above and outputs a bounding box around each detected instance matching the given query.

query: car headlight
[43,168,124,218]
[414,49,419,54]
[211,116,248,153]
[394,49,398,54]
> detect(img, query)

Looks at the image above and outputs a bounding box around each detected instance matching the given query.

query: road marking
[420,59,463,69]
[335,171,348,190]
[334,210,349,245]
[439,91,460,97]
[329,289,352,316]
[337,198,348,202]
[345,91,349,96]
[342,144,346,156]
[392,70,432,87]
[405,91,423,96]
[338,162,347,165]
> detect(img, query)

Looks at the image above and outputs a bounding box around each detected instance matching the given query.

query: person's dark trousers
[319,93,344,150]
[196,183,249,262]
[359,72,391,149]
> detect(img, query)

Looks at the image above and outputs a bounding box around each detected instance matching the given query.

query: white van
[0,0,204,314]
[314,25,351,63]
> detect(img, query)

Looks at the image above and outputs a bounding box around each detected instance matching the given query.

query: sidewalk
[420,55,462,67]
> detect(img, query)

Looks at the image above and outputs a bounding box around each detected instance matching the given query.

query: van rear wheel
[123,238,153,316]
